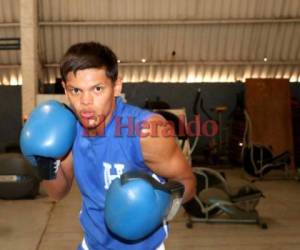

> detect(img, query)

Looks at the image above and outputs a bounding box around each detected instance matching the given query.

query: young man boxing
[20,42,196,250]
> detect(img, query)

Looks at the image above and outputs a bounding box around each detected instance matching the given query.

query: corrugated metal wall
[38,0,300,20]
[0,0,19,85]
[0,0,299,84]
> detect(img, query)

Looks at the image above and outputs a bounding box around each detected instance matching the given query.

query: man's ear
[62,81,67,95]
[114,77,123,97]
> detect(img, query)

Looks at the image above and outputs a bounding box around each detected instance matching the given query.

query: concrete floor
[1,168,300,250]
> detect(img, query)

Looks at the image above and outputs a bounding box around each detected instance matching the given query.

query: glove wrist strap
[35,156,60,180]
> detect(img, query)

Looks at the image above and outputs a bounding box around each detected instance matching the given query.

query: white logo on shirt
[103,162,125,189]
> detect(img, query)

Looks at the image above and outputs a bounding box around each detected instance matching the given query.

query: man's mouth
[80,111,95,119]
[79,111,106,129]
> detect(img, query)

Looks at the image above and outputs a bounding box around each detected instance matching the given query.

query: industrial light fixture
[141,58,147,63]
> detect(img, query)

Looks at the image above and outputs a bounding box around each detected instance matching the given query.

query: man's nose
[81,91,93,105]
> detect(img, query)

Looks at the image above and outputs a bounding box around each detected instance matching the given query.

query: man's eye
[95,86,103,93]
[71,88,80,95]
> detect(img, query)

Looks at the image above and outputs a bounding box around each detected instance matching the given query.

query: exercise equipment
[193,88,230,165]
[228,91,245,165]
[144,96,170,110]
[291,97,300,170]
[143,92,266,229]
[104,171,184,241]
[0,153,40,199]
[183,167,267,229]
[242,110,291,179]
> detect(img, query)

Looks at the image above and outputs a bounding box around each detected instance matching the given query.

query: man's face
[63,68,122,131]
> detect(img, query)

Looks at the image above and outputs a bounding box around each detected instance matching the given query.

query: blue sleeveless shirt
[73,97,168,250]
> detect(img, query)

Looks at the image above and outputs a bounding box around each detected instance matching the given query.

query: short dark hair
[60,42,118,83]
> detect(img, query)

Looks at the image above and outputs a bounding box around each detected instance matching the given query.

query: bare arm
[42,151,74,201]
[140,115,196,203]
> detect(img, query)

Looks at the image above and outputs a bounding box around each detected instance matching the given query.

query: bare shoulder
[140,114,196,201]
[140,114,179,167]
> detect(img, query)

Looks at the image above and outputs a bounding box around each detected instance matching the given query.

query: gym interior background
[0,0,300,249]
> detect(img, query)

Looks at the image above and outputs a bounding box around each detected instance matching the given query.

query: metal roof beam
[0,22,19,27]
[0,64,20,68]
[1,59,299,69]
[1,18,299,28]
[38,18,300,26]
[44,60,300,67]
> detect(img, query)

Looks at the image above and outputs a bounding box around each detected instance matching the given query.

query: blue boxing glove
[20,100,77,180]
[104,171,184,241]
